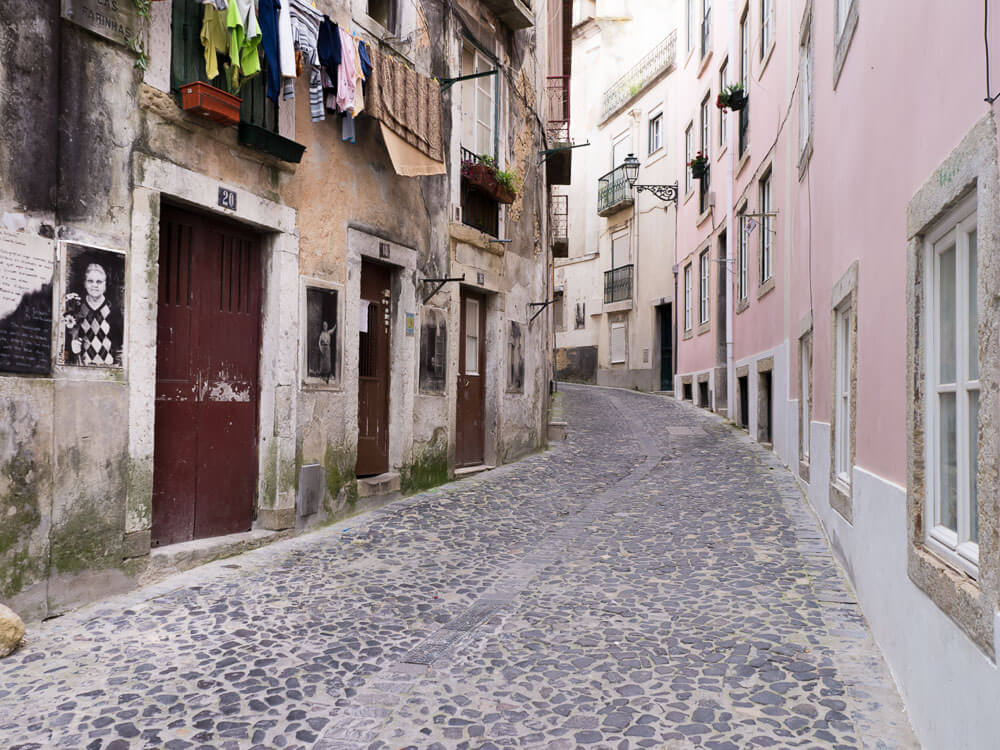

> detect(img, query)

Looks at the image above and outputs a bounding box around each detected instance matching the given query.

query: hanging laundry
[201,5,230,81]
[366,48,445,175]
[335,27,357,115]
[342,114,356,144]
[284,0,325,122]
[348,35,366,116]
[277,0,296,79]
[226,0,262,89]
[316,17,341,98]
[258,0,282,102]
[358,40,373,79]
[200,0,229,9]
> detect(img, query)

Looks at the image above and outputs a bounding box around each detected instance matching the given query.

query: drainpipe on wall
[725,0,737,420]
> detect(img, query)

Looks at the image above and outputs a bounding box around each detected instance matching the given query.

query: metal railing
[600,32,677,121]
[604,264,633,304]
[597,165,633,214]
[550,194,568,242]
[546,75,570,143]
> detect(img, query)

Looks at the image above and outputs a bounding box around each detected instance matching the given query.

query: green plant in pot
[716,82,747,111]
[688,151,709,179]
[461,154,519,204]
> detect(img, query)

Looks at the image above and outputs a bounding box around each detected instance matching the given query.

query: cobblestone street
[0,385,917,749]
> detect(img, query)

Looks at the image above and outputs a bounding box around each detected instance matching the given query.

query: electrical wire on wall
[986,0,998,103]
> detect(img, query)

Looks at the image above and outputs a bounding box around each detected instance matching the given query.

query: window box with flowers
[461,154,520,204]
[688,151,710,180]
[716,83,748,112]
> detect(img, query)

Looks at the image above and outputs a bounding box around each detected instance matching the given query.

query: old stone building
[0,0,569,621]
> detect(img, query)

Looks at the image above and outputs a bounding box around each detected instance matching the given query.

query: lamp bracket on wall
[439,69,498,91]
[634,182,679,204]
[528,299,553,323]
[421,274,465,304]
[538,141,590,166]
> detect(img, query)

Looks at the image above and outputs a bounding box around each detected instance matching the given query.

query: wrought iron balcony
[545,76,570,144]
[551,194,568,258]
[597,165,634,215]
[600,32,677,121]
[478,0,533,30]
[604,264,633,304]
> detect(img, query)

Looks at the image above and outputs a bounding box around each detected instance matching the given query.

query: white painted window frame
[648,112,663,155]
[463,44,497,159]
[683,265,693,331]
[799,16,813,155]
[719,59,728,149]
[759,173,773,284]
[699,249,710,324]
[700,95,710,157]
[924,196,979,577]
[684,123,693,194]
[687,0,696,55]
[465,297,480,376]
[610,322,626,364]
[737,209,748,300]
[760,0,774,60]
[833,302,851,486]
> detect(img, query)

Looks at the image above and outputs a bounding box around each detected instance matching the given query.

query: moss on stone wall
[259,441,279,510]
[323,443,357,513]
[0,452,46,599]
[48,498,122,575]
[401,437,449,494]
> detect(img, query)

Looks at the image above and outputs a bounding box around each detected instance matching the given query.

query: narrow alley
[0,385,917,749]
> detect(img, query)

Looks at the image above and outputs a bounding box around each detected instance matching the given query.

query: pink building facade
[668,0,1000,746]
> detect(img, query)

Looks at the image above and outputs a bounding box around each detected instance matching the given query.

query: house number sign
[218,187,237,211]
[61,0,142,50]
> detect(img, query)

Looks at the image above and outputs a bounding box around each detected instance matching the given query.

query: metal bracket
[634,181,679,204]
[439,69,498,91]
[538,141,591,166]
[528,300,553,323]
[421,274,465,304]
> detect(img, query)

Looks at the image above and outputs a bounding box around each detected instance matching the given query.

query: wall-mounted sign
[218,186,237,211]
[61,0,143,50]
[60,243,126,368]
[405,313,415,336]
[477,271,485,285]
[0,228,55,375]
[379,242,390,258]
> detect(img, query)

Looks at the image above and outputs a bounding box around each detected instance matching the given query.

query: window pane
[968,230,978,380]
[969,389,979,544]
[477,124,491,154]
[938,391,958,532]
[938,244,956,383]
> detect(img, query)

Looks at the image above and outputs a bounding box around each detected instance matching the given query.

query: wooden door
[152,207,262,547]
[456,290,486,467]
[356,261,392,477]
[658,304,673,391]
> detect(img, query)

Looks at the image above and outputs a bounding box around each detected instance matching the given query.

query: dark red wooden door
[152,207,262,547]
[456,290,486,467]
[356,261,391,477]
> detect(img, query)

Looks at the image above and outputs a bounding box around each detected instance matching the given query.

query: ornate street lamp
[623,153,678,205]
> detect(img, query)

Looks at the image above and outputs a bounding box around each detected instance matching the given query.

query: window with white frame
[759,171,773,284]
[760,0,773,60]
[926,197,979,574]
[648,113,663,155]
[799,17,813,154]
[833,303,852,485]
[683,264,692,330]
[684,123,693,193]
[836,0,850,35]
[740,9,749,84]
[461,44,496,158]
[368,0,398,33]
[800,333,811,461]
[612,130,632,168]
[699,249,710,324]
[610,322,626,363]
[700,95,710,156]
[465,298,480,375]
[719,60,728,149]
[737,207,748,300]
[687,0,696,54]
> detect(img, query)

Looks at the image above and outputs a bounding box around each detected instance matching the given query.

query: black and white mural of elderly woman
[62,245,125,367]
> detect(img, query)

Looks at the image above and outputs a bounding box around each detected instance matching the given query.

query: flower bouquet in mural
[62,293,83,366]
[716,83,747,112]
[688,151,709,180]
[461,154,520,204]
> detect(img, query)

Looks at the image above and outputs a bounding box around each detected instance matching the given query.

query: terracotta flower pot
[180,81,242,126]
[461,161,517,204]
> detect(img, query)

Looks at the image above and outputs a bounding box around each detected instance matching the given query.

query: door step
[454,464,494,478]
[357,472,401,498]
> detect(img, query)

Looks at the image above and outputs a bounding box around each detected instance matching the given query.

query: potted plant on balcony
[461,155,520,204]
[716,82,747,112]
[180,80,242,126]
[688,151,709,180]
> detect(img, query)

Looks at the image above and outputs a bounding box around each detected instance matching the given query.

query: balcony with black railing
[460,147,499,237]
[600,32,676,122]
[479,0,533,30]
[604,264,633,304]
[597,165,634,216]
[545,75,573,185]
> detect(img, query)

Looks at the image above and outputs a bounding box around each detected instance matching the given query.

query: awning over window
[380,123,446,177]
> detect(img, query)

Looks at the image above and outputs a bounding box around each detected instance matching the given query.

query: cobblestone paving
[0,385,918,749]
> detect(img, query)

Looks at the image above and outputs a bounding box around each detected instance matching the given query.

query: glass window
[800,22,812,152]
[461,45,496,158]
[761,0,772,59]
[683,265,692,330]
[649,114,663,155]
[719,60,728,148]
[684,124,693,193]
[464,298,480,375]
[927,200,979,573]
[699,249,710,324]
[759,172,772,283]
[737,208,748,300]
[834,306,851,483]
